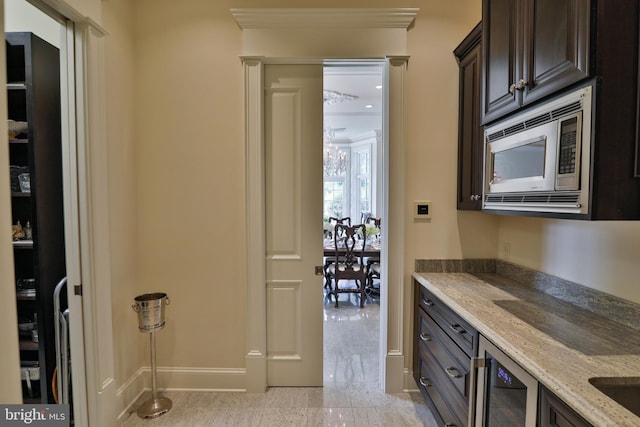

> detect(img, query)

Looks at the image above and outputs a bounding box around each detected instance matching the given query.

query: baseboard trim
[384,353,405,393]
[403,368,418,392]
[116,367,246,421]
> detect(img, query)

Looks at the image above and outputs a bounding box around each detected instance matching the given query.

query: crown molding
[230,8,419,29]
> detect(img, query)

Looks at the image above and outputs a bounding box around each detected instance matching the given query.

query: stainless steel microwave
[483,85,594,215]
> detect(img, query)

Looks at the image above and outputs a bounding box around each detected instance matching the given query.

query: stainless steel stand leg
[136,331,172,419]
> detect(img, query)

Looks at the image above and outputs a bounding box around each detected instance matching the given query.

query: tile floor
[118,286,436,426]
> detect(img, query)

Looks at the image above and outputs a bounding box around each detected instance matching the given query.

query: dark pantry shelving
[7,31,66,404]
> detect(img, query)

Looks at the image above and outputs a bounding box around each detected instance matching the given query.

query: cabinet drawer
[419,286,477,356]
[417,356,463,427]
[417,307,470,401]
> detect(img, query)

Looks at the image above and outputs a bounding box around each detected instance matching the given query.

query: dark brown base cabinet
[413,282,478,427]
[413,281,594,427]
[7,32,66,404]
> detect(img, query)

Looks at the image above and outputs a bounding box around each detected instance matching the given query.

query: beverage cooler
[473,335,538,427]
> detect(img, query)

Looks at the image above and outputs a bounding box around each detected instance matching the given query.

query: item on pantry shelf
[17,276,36,298]
[17,277,36,290]
[9,165,28,192]
[24,221,32,240]
[20,361,39,398]
[18,172,30,192]
[12,221,24,241]
[7,119,28,139]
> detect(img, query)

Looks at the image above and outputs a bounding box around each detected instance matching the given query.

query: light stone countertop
[413,272,640,427]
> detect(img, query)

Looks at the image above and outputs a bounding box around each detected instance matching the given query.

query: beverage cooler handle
[468,357,485,427]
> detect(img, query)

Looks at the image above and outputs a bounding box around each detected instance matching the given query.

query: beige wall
[98,0,640,399]
[102,0,496,390]
[132,0,249,370]
[498,217,640,304]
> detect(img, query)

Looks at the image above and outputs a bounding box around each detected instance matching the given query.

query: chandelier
[323,89,358,105]
[323,127,347,177]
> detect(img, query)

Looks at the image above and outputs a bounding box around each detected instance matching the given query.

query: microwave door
[487,119,558,194]
[490,137,546,183]
[488,136,554,194]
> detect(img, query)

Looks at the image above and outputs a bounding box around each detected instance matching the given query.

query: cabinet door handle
[419,377,432,387]
[445,424,457,427]
[422,299,434,307]
[450,324,467,334]
[445,367,462,378]
[419,333,431,342]
[470,194,481,201]
[509,79,528,93]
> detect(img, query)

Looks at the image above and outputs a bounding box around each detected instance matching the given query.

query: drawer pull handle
[419,333,431,342]
[422,299,434,306]
[419,377,432,387]
[445,367,462,378]
[445,424,456,427]
[450,324,466,334]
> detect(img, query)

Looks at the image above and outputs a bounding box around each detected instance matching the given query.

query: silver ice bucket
[132,293,170,332]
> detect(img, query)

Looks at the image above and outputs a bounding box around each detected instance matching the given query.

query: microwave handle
[468,356,486,427]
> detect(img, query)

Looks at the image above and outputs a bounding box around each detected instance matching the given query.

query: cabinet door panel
[522,0,589,105]
[482,0,520,124]
[539,385,592,427]
[455,24,483,211]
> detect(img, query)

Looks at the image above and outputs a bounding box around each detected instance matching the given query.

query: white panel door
[264,64,323,386]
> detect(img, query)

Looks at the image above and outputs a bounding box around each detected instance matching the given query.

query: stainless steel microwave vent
[486,100,583,143]
[551,101,581,119]
[485,192,581,207]
[523,112,552,128]
[503,122,525,136]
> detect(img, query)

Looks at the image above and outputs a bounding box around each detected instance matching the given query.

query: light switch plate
[414,200,432,220]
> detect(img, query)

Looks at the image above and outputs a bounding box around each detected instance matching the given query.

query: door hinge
[74,284,82,296]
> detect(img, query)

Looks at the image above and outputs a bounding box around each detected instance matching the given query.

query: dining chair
[323,217,351,289]
[364,217,381,295]
[326,223,367,308]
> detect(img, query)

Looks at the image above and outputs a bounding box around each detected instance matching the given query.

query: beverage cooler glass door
[475,336,538,427]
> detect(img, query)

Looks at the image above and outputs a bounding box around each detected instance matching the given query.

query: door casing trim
[235,8,416,393]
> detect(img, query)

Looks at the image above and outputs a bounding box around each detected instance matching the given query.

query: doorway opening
[322,61,385,387]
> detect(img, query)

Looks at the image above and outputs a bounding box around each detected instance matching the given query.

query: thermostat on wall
[414,200,432,220]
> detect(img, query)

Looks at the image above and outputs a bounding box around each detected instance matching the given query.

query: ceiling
[323,64,383,143]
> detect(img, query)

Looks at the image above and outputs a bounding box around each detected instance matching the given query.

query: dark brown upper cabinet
[482,0,590,125]
[454,23,483,211]
[476,0,640,220]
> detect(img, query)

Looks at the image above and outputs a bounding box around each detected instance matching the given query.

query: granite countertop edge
[413,271,640,427]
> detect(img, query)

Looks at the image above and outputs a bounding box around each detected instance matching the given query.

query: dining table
[323,240,381,258]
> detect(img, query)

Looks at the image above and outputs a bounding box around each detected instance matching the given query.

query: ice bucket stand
[132,293,172,418]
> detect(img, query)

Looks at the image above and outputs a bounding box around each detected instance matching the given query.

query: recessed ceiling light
[365,104,374,109]
[375,85,382,89]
